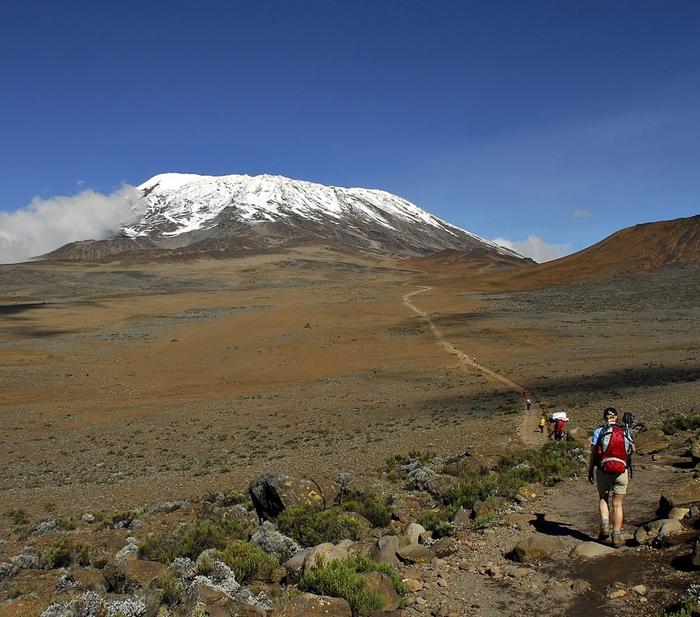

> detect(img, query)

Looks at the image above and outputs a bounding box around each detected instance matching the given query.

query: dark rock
[508,535,563,563]
[361,571,401,610]
[397,543,434,564]
[370,535,399,567]
[248,474,325,520]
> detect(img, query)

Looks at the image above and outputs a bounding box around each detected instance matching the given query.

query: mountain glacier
[120,173,519,258]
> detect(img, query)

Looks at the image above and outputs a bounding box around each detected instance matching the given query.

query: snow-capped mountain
[117,173,520,258]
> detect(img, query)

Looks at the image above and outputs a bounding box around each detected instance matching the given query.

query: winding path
[402,286,545,448]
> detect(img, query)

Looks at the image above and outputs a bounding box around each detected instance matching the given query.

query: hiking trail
[402,286,544,448]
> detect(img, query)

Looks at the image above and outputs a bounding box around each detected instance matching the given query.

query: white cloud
[0,186,146,264]
[571,208,592,219]
[493,235,571,263]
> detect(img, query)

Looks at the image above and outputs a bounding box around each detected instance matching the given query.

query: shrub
[277,505,360,547]
[217,540,279,583]
[153,572,185,607]
[445,441,583,510]
[220,490,253,509]
[6,509,29,525]
[42,538,89,568]
[416,510,453,539]
[195,552,215,576]
[102,510,140,528]
[139,517,251,563]
[300,555,404,617]
[341,491,392,527]
[662,413,700,435]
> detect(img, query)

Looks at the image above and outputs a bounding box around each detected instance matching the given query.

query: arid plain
[1,246,699,616]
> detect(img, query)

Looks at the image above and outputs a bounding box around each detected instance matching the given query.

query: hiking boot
[597,525,611,542]
[611,531,623,548]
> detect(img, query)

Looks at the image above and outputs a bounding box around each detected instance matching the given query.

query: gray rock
[570,542,617,559]
[403,523,426,545]
[397,543,434,564]
[35,519,58,535]
[248,473,325,520]
[150,500,188,513]
[635,519,683,545]
[509,535,563,563]
[451,507,470,524]
[81,514,95,524]
[41,591,105,617]
[370,535,400,566]
[251,521,302,562]
[658,480,700,517]
[55,568,80,591]
[271,592,352,616]
[105,597,146,617]
[12,546,41,569]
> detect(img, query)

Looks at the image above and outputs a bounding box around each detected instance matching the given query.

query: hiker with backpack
[587,407,636,548]
[549,411,568,440]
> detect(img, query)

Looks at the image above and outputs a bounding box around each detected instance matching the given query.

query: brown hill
[499,214,700,288]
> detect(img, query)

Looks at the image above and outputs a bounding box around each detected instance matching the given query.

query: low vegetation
[445,441,584,511]
[139,517,251,563]
[299,556,404,617]
[340,491,392,527]
[42,538,90,568]
[661,413,700,435]
[216,540,279,583]
[416,510,453,539]
[277,505,361,547]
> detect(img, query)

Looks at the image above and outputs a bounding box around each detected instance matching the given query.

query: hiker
[526,398,532,411]
[549,411,568,440]
[538,413,546,433]
[587,407,636,548]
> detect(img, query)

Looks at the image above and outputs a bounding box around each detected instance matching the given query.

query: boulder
[634,519,683,545]
[471,500,491,519]
[668,507,690,521]
[570,542,617,559]
[502,513,535,531]
[636,428,671,455]
[402,523,426,545]
[271,592,352,616]
[249,474,325,520]
[508,535,563,563]
[251,521,302,562]
[102,555,165,593]
[370,535,399,567]
[283,548,312,583]
[361,571,401,610]
[658,480,700,517]
[303,540,353,572]
[402,578,423,592]
[397,543,434,564]
[690,440,700,464]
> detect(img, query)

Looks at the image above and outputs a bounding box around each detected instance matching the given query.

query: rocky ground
[0,248,698,616]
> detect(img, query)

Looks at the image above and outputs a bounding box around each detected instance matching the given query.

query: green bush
[300,556,404,617]
[42,538,89,568]
[153,572,185,607]
[217,540,279,583]
[195,552,215,576]
[102,510,140,528]
[662,413,700,435]
[341,491,392,527]
[277,505,361,547]
[445,441,583,510]
[139,517,251,563]
[416,510,453,539]
[219,490,253,509]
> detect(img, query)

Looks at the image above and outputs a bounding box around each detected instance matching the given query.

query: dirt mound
[497,215,700,289]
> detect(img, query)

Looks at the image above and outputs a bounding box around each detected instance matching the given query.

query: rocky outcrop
[658,480,700,517]
[249,474,325,520]
[634,519,683,545]
[271,592,352,616]
[251,521,302,563]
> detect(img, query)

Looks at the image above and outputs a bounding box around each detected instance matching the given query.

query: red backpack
[553,418,566,440]
[595,424,630,474]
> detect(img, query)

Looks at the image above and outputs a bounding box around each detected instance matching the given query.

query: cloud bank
[493,235,571,263]
[0,186,145,264]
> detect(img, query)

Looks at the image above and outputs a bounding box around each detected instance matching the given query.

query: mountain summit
[121,173,518,256]
[41,173,525,262]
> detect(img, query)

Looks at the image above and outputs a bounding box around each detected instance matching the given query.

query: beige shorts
[596,469,629,495]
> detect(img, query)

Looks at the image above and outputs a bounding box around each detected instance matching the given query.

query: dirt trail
[402,286,544,448]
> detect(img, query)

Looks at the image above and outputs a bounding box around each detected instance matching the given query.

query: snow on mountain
[121,173,520,258]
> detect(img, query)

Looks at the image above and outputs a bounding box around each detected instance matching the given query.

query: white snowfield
[124,172,516,257]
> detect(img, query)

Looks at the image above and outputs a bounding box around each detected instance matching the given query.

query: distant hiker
[549,411,568,440]
[538,414,546,433]
[587,407,636,548]
[526,398,532,410]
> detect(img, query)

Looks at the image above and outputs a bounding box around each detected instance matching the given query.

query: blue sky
[1,1,699,261]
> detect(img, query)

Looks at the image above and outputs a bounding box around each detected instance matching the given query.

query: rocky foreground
[1,426,699,617]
